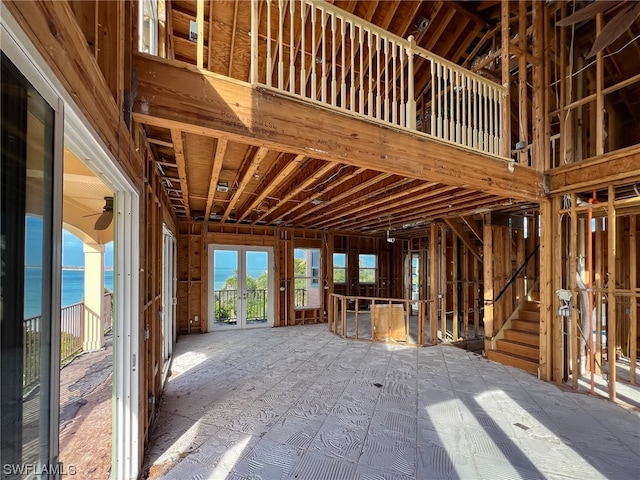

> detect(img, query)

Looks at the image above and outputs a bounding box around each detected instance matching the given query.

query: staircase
[487,299,540,375]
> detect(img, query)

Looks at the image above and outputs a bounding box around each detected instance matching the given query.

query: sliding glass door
[1,51,62,475]
[209,246,273,330]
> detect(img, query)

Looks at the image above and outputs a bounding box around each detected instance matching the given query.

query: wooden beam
[204,138,228,220]
[312,182,444,229]
[237,153,306,222]
[133,53,543,200]
[441,225,448,342]
[450,1,494,29]
[147,137,174,148]
[253,162,336,224]
[222,147,269,222]
[170,130,191,219]
[452,236,459,341]
[596,13,604,156]
[444,219,482,262]
[546,145,640,194]
[461,215,483,243]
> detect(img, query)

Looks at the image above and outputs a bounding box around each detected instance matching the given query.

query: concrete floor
[144,324,640,480]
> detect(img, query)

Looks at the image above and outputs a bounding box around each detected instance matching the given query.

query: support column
[83,243,105,351]
[483,213,494,353]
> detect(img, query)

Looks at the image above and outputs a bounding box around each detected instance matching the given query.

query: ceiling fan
[556,0,640,58]
[91,196,114,231]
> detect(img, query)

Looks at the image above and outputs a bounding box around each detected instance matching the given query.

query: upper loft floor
[8,0,638,235]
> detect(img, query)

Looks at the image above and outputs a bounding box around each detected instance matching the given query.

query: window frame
[358,253,377,284]
[333,252,346,284]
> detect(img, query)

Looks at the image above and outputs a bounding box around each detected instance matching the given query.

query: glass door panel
[244,250,269,326]
[209,246,273,330]
[212,249,239,328]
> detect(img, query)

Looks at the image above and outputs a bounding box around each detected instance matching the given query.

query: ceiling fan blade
[587,2,640,57]
[94,211,113,231]
[556,1,621,27]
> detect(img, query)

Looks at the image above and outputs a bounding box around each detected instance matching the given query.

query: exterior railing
[22,293,113,390]
[213,289,268,323]
[60,302,84,365]
[250,0,506,157]
[294,288,307,307]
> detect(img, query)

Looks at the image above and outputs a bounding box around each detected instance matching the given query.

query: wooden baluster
[311,4,316,99]
[384,37,390,123]
[266,0,272,86]
[358,25,364,114]
[321,9,326,103]
[376,34,381,120]
[278,0,284,90]
[331,13,337,106]
[300,0,306,96]
[368,30,373,117]
[430,59,436,135]
[289,0,295,93]
[350,21,355,112]
[392,40,397,125]
[400,42,405,128]
[341,16,346,108]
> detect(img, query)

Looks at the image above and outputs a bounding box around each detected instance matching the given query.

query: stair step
[487,350,539,375]
[517,310,540,321]
[511,319,539,333]
[504,329,540,346]
[496,339,539,361]
[521,300,540,312]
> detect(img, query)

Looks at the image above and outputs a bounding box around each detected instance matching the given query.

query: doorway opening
[208,245,274,330]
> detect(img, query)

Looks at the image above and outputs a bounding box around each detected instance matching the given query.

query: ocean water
[24,268,114,319]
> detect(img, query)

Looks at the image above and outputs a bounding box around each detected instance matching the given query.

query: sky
[26,215,113,267]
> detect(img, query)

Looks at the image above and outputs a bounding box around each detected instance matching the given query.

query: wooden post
[453,237,459,341]
[501,0,511,157]
[516,228,525,301]
[553,196,564,385]
[570,193,579,389]
[607,185,617,400]
[196,0,204,68]
[463,244,469,339]
[518,0,528,164]
[532,0,545,171]
[430,223,438,344]
[483,213,494,353]
[473,256,480,338]
[441,225,448,342]
[596,13,604,156]
[630,215,637,384]
[539,199,553,381]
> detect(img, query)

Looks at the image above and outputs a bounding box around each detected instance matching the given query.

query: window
[311,250,320,286]
[333,253,346,283]
[358,254,376,284]
[294,248,320,308]
[139,0,159,55]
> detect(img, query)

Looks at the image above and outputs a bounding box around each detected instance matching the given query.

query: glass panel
[358,254,377,284]
[212,250,238,326]
[245,251,268,325]
[1,52,55,472]
[294,248,320,308]
[333,253,346,283]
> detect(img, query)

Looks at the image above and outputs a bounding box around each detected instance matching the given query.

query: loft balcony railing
[249,0,507,157]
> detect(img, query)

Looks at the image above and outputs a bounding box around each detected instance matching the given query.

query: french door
[208,245,273,330]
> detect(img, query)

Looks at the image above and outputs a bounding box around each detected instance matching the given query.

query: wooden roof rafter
[221,146,269,222]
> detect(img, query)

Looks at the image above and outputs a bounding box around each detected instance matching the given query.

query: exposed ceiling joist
[204,138,228,220]
[169,129,191,219]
